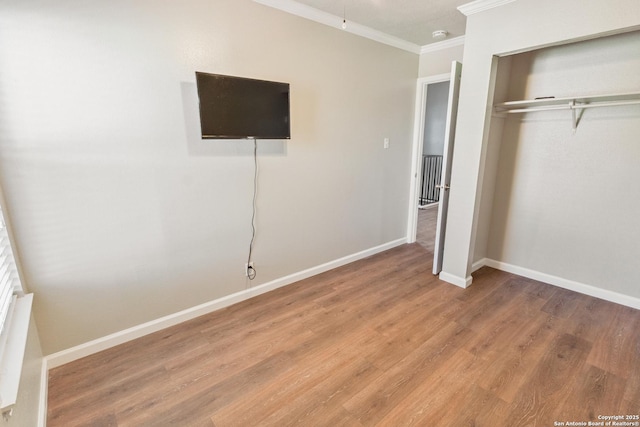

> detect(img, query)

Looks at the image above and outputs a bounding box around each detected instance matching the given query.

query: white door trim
[407,73,451,244]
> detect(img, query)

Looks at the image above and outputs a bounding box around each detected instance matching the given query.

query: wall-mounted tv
[195,72,290,140]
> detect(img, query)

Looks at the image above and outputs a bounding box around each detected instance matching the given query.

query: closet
[473,30,640,299]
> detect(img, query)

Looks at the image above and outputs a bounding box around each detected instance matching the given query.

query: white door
[433,61,462,275]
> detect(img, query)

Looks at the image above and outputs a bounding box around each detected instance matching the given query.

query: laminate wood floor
[416,206,437,253]
[48,244,640,426]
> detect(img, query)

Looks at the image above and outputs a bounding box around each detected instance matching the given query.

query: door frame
[406,73,451,244]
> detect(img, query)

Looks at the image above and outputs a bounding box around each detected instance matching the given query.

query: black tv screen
[195,72,290,139]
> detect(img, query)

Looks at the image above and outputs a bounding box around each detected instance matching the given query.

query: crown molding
[419,35,465,54]
[457,0,518,16]
[253,0,421,54]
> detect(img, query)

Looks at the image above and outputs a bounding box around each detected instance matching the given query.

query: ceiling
[255,0,470,50]
[294,0,469,46]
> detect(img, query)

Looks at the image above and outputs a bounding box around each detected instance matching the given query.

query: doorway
[419,81,449,208]
[408,73,450,253]
[416,80,449,253]
[407,62,462,273]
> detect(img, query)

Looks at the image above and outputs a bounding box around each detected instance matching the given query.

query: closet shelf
[494,91,640,131]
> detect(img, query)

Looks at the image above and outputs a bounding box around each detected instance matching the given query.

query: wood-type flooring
[48,243,640,426]
[416,206,438,253]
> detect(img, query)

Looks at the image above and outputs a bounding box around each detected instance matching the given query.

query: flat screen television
[195,72,291,140]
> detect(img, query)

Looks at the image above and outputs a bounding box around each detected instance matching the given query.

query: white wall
[0,0,418,354]
[442,0,640,293]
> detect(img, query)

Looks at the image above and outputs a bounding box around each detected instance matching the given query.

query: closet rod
[500,99,640,114]
[572,99,640,109]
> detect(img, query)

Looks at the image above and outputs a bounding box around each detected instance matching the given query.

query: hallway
[416,206,438,253]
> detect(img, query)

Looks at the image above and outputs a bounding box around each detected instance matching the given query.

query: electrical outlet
[384,138,390,149]
[245,262,254,277]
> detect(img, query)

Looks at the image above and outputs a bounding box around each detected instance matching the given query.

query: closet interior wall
[474,30,640,300]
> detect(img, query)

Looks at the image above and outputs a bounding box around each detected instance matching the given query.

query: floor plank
[416,206,437,252]
[502,333,592,426]
[554,364,627,423]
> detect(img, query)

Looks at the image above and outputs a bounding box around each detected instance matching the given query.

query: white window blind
[0,208,22,337]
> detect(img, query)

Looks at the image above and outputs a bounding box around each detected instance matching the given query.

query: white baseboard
[482,258,640,310]
[45,238,407,369]
[471,258,487,272]
[438,271,473,288]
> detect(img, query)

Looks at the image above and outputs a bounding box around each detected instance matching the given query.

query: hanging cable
[342,3,347,29]
[246,138,258,280]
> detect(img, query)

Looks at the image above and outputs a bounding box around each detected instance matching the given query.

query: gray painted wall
[419,44,464,77]
[0,0,418,354]
[423,81,450,156]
